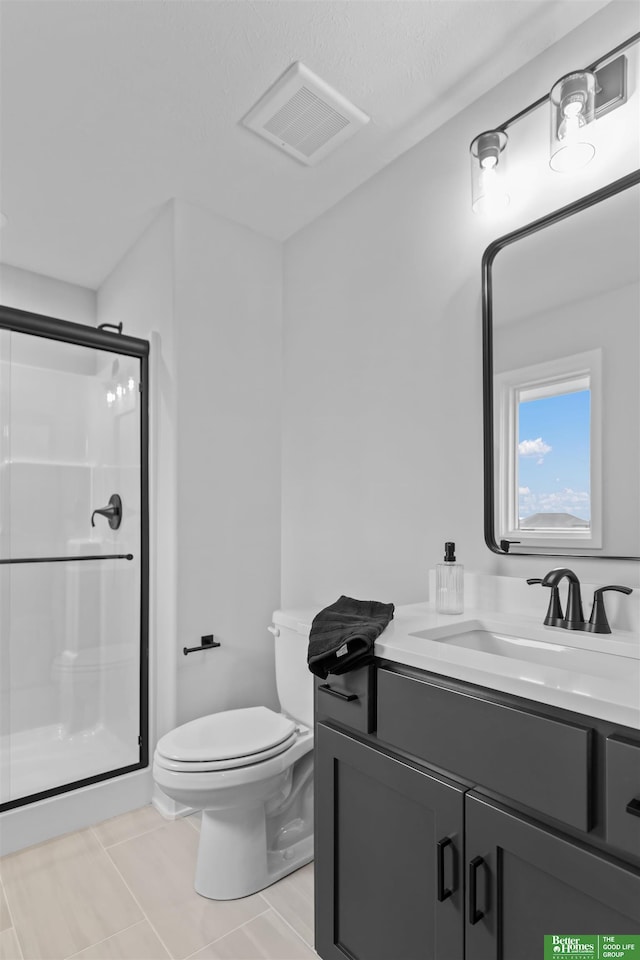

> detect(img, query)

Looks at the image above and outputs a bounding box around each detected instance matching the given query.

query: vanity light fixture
[469,30,637,213]
[549,71,596,173]
[470,130,509,214]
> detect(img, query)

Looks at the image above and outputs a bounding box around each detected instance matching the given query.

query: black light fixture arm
[495,30,640,134]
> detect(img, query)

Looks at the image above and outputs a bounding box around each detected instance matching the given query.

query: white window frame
[495,349,602,549]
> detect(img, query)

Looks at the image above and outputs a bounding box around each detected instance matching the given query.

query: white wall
[173,202,282,726]
[97,200,283,737]
[0,263,96,323]
[97,203,177,744]
[281,1,640,607]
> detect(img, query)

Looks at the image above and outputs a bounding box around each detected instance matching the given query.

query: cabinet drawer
[606,735,640,857]
[377,669,593,831]
[314,665,375,734]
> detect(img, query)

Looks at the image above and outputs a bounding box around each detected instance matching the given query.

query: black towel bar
[0,553,134,565]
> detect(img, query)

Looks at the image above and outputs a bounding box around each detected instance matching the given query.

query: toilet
[152,609,314,900]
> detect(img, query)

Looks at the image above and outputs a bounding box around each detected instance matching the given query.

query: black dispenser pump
[444,541,456,562]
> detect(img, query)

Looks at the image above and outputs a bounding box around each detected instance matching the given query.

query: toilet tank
[272,608,316,727]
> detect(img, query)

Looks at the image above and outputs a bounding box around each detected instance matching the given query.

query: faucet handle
[527,578,564,627]
[587,585,633,634]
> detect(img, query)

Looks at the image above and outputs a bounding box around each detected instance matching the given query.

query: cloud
[518,437,552,458]
[518,486,530,495]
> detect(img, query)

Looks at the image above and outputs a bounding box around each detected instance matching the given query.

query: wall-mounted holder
[97,322,123,334]
[183,634,221,656]
[500,539,520,554]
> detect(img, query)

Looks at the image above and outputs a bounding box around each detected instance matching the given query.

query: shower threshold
[0,723,139,806]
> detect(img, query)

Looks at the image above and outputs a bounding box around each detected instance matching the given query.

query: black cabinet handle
[468,856,485,925]
[318,684,358,703]
[437,837,453,902]
[626,797,640,818]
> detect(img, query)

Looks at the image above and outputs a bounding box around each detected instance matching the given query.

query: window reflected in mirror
[518,387,591,532]
[495,351,601,550]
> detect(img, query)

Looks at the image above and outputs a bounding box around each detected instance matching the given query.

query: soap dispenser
[436,541,464,615]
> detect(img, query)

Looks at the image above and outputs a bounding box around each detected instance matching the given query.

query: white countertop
[279,572,640,730]
[274,571,640,730]
[374,602,640,729]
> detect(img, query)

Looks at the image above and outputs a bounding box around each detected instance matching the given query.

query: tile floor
[0,806,317,960]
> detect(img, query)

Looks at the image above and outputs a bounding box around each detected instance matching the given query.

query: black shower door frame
[0,305,149,811]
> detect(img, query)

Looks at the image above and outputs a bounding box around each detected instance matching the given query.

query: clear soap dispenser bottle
[436,541,464,615]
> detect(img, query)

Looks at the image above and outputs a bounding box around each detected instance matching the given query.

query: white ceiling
[0,0,611,289]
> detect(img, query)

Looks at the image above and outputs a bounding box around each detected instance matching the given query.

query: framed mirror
[483,169,640,559]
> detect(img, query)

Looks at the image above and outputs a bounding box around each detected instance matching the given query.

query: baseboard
[151,783,196,820]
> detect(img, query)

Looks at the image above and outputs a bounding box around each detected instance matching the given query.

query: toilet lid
[156,706,297,763]
[154,730,301,773]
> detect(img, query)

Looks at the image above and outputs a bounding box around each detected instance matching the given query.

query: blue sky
[518,389,590,521]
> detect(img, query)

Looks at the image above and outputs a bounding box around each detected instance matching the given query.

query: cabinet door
[315,723,465,960]
[465,793,640,960]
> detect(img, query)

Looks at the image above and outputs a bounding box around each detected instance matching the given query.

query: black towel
[307,595,395,679]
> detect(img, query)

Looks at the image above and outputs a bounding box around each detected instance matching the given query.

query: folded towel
[307,595,395,679]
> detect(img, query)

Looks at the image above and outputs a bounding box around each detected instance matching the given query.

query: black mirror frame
[482,167,640,560]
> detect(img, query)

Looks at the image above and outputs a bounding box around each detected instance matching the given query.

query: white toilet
[153,609,314,900]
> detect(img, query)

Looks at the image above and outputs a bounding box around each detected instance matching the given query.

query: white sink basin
[410,624,617,678]
[403,618,640,723]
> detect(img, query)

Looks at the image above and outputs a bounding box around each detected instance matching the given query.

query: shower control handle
[91,494,122,530]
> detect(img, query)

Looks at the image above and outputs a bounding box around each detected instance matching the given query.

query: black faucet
[526,577,564,627]
[586,585,633,634]
[541,568,585,630]
[530,568,632,634]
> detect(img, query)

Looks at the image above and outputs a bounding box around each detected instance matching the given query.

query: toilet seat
[155,706,299,772]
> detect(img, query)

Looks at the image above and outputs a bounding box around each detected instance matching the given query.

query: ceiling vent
[242,61,370,166]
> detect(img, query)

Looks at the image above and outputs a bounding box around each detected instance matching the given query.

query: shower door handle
[91,494,122,530]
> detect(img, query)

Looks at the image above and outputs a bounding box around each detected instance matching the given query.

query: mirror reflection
[486,176,640,558]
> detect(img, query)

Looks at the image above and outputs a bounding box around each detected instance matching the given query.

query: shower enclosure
[0,306,149,811]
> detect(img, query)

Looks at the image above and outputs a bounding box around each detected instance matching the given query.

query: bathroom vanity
[312,599,640,960]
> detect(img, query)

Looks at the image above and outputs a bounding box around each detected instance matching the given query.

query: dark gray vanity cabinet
[314,665,640,960]
[465,794,640,960]
[315,722,465,960]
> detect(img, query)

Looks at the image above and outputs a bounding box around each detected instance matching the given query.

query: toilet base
[195,806,313,900]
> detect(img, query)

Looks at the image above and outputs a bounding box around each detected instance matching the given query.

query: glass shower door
[0,321,148,809]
